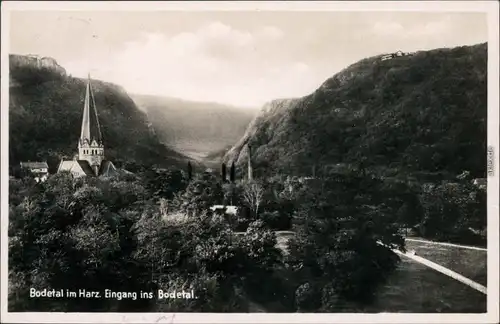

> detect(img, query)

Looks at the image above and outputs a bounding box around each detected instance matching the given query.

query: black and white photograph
[1,1,499,323]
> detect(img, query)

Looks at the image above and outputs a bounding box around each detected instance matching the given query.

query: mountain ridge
[131,94,257,164]
[223,43,488,180]
[9,54,193,173]
[133,94,259,112]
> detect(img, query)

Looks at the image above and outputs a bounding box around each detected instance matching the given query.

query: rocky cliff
[223,43,488,180]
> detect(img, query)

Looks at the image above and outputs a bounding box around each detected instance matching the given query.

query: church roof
[98,160,118,177]
[57,160,76,171]
[76,160,97,176]
[57,159,119,178]
[80,76,102,145]
[58,160,95,177]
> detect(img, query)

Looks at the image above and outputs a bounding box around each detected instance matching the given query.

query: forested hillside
[224,43,487,181]
[9,54,191,173]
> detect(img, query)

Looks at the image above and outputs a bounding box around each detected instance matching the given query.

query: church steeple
[80,74,102,145]
[78,74,104,175]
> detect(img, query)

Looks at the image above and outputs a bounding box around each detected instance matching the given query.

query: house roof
[76,160,97,176]
[210,205,239,215]
[57,160,95,176]
[57,160,77,172]
[20,161,48,169]
[472,178,487,186]
[58,159,119,177]
[99,160,118,177]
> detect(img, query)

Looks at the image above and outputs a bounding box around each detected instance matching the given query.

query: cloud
[259,25,285,40]
[371,17,453,38]
[409,18,453,37]
[62,21,323,107]
[56,13,480,108]
[372,22,405,36]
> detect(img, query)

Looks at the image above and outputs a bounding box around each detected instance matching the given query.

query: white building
[20,161,49,182]
[210,205,239,216]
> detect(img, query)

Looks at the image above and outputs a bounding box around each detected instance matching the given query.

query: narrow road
[391,248,487,295]
[275,232,488,295]
[375,240,488,295]
[405,238,487,251]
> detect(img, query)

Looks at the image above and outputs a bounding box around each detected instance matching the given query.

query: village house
[19,161,49,182]
[210,205,239,216]
[472,178,487,190]
[380,50,414,61]
[394,50,405,57]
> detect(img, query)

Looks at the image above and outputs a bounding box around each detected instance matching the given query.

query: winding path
[274,232,488,295]
[390,247,487,295]
[405,238,487,251]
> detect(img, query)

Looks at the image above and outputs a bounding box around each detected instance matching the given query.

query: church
[57,75,118,178]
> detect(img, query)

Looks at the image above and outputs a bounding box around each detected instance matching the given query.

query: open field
[405,239,487,286]
[364,257,487,313]
[274,231,487,313]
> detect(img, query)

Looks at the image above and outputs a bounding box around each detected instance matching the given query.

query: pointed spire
[79,74,102,145]
[80,80,90,142]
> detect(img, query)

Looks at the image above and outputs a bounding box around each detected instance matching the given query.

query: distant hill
[9,54,192,173]
[223,43,487,180]
[131,95,257,164]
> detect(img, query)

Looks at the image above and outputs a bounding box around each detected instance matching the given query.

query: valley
[7,42,489,314]
[131,94,257,166]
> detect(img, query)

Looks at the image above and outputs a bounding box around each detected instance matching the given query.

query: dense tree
[285,172,404,311]
[187,161,193,181]
[8,172,148,311]
[242,181,264,218]
[175,172,224,217]
[221,163,227,182]
[140,167,188,201]
[9,164,420,313]
[230,162,236,183]
[132,201,284,311]
[417,179,486,245]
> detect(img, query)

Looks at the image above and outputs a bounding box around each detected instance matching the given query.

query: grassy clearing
[405,240,487,286]
[275,231,294,254]
[274,231,487,313]
[364,257,487,313]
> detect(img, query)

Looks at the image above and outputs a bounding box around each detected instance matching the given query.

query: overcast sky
[9,11,487,108]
